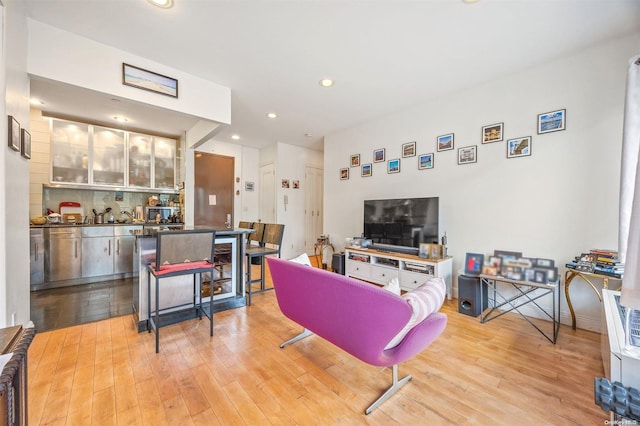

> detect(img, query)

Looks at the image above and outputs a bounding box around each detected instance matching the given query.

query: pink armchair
[267,257,447,414]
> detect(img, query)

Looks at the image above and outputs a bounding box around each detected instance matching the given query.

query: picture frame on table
[122,63,178,98]
[20,129,31,159]
[536,258,555,268]
[361,163,372,177]
[418,153,434,170]
[437,133,454,152]
[537,109,566,134]
[8,115,20,152]
[458,145,477,165]
[494,250,522,260]
[373,148,385,163]
[350,154,360,167]
[340,168,349,180]
[482,122,504,144]
[402,141,416,158]
[507,136,531,158]
[464,252,484,276]
[387,158,400,174]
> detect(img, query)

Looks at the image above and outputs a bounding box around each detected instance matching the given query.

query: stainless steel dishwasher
[45,227,82,282]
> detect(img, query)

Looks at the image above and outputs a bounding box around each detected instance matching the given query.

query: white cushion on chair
[384,277,446,349]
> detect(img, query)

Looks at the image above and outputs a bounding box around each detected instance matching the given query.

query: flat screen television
[363,197,439,252]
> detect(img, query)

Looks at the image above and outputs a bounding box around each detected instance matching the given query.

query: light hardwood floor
[28,263,608,425]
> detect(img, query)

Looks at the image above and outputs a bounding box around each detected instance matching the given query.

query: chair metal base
[365,365,412,415]
[279,328,313,348]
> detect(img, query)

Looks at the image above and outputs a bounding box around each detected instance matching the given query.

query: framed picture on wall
[387,158,400,174]
[482,122,503,143]
[8,115,20,152]
[373,148,385,163]
[402,141,416,157]
[437,133,454,151]
[340,167,349,180]
[122,63,178,98]
[350,154,360,167]
[361,163,372,177]
[537,109,566,134]
[507,136,531,158]
[418,153,434,170]
[458,145,477,165]
[21,129,31,159]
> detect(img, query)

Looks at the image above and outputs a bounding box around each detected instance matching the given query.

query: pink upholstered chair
[267,257,447,414]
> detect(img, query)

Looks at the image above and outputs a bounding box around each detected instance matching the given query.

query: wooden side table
[564,269,622,330]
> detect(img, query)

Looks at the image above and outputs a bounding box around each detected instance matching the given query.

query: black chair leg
[155,276,160,353]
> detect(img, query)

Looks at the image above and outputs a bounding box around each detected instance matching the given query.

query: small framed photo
[373,148,385,163]
[245,181,255,191]
[350,154,360,167]
[487,256,503,270]
[507,136,531,158]
[387,158,400,174]
[437,133,454,152]
[8,115,20,152]
[402,141,416,158]
[361,163,372,177]
[537,109,566,134]
[21,129,31,159]
[340,167,349,180]
[458,145,477,165]
[482,122,503,144]
[418,153,434,170]
[494,250,522,260]
[281,179,290,188]
[293,180,300,189]
[464,253,484,276]
[536,258,554,268]
[122,63,178,98]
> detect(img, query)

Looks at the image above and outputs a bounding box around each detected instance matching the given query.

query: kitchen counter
[131,226,251,238]
[30,222,184,228]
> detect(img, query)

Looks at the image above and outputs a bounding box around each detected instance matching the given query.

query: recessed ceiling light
[267,112,278,119]
[231,134,240,140]
[113,116,128,123]
[147,0,173,8]
[305,133,313,137]
[319,79,334,87]
[462,0,479,3]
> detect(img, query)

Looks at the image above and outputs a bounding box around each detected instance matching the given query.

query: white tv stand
[344,247,453,299]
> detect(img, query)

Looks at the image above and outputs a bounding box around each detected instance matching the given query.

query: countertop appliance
[145,206,180,223]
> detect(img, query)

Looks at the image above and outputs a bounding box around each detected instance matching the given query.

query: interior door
[259,163,276,223]
[304,167,323,253]
[194,153,234,226]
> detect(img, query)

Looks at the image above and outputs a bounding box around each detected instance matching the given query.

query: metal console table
[480,274,560,344]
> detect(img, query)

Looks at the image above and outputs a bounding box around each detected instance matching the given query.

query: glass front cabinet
[50,118,177,191]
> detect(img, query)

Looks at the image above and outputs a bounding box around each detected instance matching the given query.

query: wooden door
[194,153,234,226]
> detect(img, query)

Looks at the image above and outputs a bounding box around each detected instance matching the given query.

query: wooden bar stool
[245,223,284,306]
[147,229,216,353]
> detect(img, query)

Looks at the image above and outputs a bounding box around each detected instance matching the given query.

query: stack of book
[565,249,624,278]
[591,249,624,278]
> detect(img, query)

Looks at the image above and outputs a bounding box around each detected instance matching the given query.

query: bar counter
[132,226,253,332]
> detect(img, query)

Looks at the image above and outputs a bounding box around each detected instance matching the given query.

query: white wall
[2,1,30,327]
[273,142,323,259]
[324,32,640,331]
[27,19,231,125]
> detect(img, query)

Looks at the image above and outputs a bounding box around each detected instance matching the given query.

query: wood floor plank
[28,257,610,425]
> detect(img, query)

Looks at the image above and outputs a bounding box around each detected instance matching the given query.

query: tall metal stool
[245,223,284,306]
[147,229,216,353]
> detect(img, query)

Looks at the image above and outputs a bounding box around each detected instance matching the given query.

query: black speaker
[331,253,345,275]
[458,275,487,317]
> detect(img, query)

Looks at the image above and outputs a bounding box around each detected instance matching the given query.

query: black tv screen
[363,197,439,249]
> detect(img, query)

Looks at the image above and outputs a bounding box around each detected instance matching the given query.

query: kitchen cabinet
[30,229,45,285]
[81,227,114,277]
[45,227,82,282]
[50,120,89,184]
[92,126,125,185]
[50,118,177,190]
[114,226,138,274]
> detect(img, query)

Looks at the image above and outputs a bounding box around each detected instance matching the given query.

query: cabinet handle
[35,242,38,261]
[117,239,120,255]
[108,240,111,256]
[75,241,78,258]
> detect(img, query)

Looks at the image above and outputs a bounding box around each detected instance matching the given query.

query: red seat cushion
[150,260,214,276]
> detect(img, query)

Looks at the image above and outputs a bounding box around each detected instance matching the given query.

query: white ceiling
[23,0,640,151]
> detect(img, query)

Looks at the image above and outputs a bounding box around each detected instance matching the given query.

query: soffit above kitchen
[23,0,640,152]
